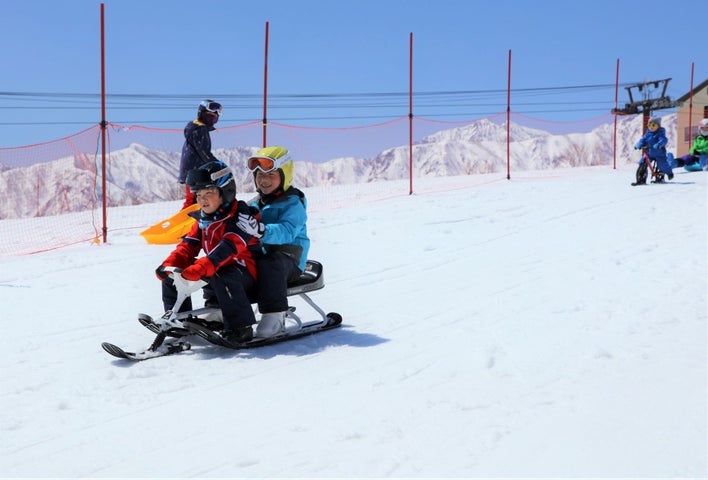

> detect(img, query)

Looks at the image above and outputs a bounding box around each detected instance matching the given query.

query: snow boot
[187,315,223,331]
[221,325,253,344]
[256,312,286,338]
[204,297,220,308]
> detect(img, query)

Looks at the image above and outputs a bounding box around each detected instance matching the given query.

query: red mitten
[181,257,216,281]
[156,249,190,281]
[162,248,191,269]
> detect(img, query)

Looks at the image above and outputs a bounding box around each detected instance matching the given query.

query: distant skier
[633,116,673,184]
[689,118,708,170]
[178,99,222,208]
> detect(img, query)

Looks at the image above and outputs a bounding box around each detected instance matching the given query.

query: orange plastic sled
[140,204,200,244]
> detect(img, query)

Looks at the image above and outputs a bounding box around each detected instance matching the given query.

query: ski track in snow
[1,166,706,477]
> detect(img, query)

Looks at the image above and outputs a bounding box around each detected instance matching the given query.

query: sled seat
[283,260,330,327]
[286,260,325,296]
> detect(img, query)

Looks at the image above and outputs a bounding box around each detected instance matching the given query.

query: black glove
[155,264,170,281]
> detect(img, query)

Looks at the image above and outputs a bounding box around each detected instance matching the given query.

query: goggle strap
[210,167,230,182]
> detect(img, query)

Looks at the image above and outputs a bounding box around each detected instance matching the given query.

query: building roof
[676,78,708,103]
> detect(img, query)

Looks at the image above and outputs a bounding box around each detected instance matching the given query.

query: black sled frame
[102,260,341,360]
[148,259,337,336]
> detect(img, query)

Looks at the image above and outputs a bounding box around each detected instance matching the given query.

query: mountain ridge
[0,114,674,219]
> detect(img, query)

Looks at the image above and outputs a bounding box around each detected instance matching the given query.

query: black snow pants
[256,251,302,314]
[161,264,257,330]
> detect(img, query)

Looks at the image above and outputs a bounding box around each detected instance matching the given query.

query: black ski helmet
[197,99,222,127]
[185,160,236,204]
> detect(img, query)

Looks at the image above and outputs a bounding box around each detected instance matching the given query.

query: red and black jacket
[166,201,261,280]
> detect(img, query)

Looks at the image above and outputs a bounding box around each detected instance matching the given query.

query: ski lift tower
[612,78,677,130]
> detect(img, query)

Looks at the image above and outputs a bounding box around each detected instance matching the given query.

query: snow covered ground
[1,166,706,478]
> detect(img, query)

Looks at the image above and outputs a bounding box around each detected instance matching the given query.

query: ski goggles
[200,100,222,115]
[647,122,659,128]
[247,156,278,173]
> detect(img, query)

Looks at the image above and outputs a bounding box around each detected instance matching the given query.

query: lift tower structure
[612,78,677,131]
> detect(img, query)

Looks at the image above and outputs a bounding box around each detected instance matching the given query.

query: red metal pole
[613,58,619,170]
[100,3,107,243]
[506,49,511,180]
[688,62,695,150]
[262,21,269,148]
[409,32,413,195]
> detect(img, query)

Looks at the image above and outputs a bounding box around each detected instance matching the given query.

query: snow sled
[143,260,338,335]
[684,163,703,172]
[102,260,342,360]
[683,154,708,172]
[670,153,706,172]
[140,203,199,244]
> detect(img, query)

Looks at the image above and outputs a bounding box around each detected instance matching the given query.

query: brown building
[675,78,708,156]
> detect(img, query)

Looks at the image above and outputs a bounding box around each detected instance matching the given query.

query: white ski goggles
[200,100,222,115]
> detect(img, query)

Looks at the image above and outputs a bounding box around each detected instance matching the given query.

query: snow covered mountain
[0,114,675,219]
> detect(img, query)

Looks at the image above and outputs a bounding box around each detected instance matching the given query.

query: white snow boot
[256,311,286,338]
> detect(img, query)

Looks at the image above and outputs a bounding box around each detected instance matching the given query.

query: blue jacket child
[634,116,673,182]
[234,146,310,339]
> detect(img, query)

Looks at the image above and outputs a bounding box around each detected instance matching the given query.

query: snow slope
[1,166,706,478]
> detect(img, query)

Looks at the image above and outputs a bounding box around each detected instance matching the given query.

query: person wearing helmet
[156,160,262,344]
[689,118,708,170]
[178,99,223,208]
[235,146,310,338]
[633,116,674,184]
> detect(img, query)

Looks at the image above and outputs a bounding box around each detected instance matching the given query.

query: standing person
[178,99,222,208]
[633,116,673,184]
[689,118,708,170]
[156,160,261,344]
[235,146,310,338]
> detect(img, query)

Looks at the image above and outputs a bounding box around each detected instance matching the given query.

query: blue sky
[0,0,704,147]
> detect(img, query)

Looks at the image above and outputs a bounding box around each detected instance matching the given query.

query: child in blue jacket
[633,116,673,184]
[235,146,310,338]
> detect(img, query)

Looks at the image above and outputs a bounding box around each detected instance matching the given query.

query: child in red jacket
[156,160,260,343]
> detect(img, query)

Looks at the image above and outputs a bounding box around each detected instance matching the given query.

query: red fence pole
[409,32,413,195]
[613,58,619,170]
[262,21,269,148]
[688,62,695,151]
[100,3,107,243]
[506,49,511,180]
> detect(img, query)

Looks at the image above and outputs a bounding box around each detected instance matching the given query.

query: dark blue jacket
[178,120,218,183]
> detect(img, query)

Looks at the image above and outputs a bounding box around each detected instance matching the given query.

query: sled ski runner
[101,341,191,360]
[102,260,342,360]
[183,313,342,349]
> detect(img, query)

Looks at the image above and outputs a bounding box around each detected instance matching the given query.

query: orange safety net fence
[0,112,639,255]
